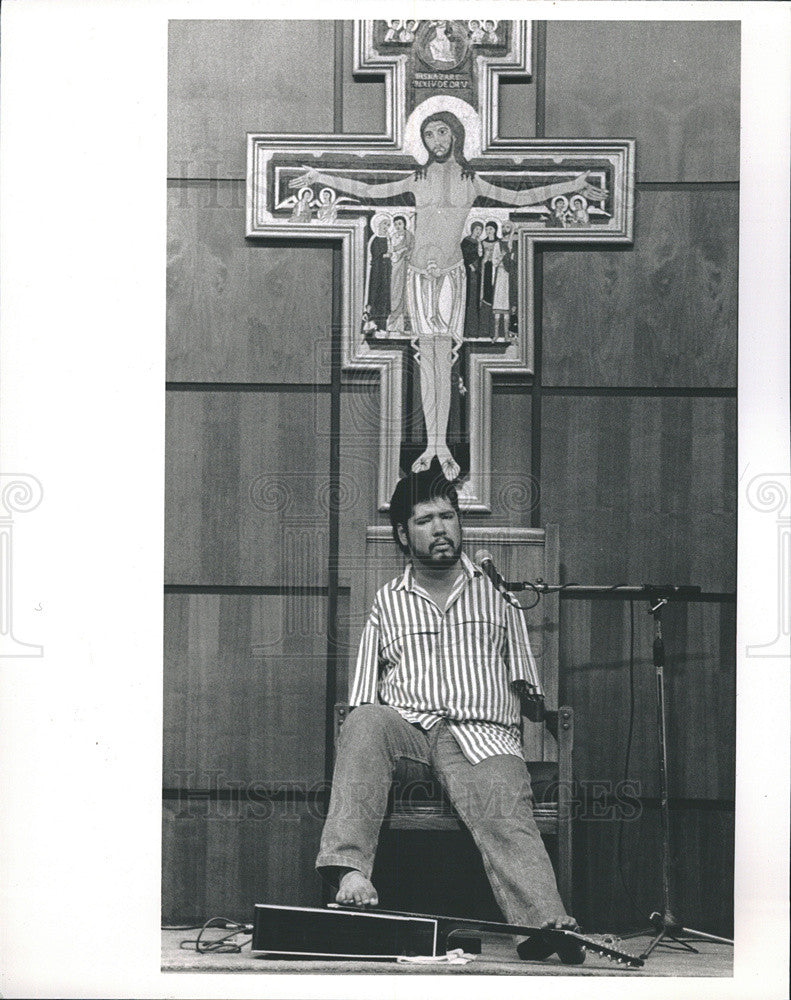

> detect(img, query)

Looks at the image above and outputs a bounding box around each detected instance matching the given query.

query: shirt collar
[395,550,481,592]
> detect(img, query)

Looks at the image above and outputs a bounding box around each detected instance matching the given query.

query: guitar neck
[330,903,539,938]
[327,904,643,967]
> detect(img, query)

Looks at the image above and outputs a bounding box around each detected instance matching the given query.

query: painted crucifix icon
[248,20,634,509]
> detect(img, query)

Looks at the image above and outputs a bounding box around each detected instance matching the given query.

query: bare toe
[411,450,434,473]
[541,915,579,931]
[440,456,460,480]
[336,870,378,907]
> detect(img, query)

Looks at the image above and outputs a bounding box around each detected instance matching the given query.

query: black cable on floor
[179,916,253,953]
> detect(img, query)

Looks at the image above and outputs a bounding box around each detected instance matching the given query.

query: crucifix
[247,19,634,510]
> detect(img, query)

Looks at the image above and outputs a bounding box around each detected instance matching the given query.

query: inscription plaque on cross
[247,19,634,510]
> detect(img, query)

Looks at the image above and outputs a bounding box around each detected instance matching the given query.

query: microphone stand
[504,577,734,959]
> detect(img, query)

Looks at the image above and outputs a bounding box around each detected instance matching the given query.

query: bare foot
[517,915,585,964]
[541,915,585,965]
[436,447,460,481]
[411,449,434,473]
[336,869,379,907]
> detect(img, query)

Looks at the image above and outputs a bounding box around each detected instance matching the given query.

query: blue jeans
[315,704,567,926]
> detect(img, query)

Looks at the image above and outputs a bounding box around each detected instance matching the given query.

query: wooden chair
[335,525,574,907]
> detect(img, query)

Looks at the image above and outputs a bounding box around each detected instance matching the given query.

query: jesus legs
[406,263,465,481]
[412,335,458,479]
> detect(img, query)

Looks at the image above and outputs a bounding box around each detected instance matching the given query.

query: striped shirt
[349,551,543,764]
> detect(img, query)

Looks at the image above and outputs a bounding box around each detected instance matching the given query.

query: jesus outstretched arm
[473,172,607,207]
[289,166,414,201]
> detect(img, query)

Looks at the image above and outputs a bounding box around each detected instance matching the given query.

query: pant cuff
[315,853,374,883]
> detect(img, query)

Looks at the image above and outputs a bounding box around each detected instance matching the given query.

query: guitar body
[251,902,643,968]
[252,904,439,960]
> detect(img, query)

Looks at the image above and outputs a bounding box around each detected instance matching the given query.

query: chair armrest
[555,706,574,787]
[334,703,351,745]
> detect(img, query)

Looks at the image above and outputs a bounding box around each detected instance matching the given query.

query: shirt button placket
[438,606,447,714]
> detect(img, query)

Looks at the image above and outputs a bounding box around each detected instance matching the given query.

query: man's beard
[416,537,462,567]
[429,148,452,163]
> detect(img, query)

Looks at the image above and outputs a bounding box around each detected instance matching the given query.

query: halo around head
[370,211,393,234]
[403,96,482,164]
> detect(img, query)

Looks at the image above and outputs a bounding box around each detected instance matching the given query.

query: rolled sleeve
[348,601,382,706]
[504,600,543,697]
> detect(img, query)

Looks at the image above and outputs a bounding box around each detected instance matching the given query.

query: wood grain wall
[164,20,738,933]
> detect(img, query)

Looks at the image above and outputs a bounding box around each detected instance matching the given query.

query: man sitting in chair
[315,459,584,963]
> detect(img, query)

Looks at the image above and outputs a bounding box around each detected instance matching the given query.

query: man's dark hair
[393,214,407,226]
[416,111,475,180]
[389,458,460,554]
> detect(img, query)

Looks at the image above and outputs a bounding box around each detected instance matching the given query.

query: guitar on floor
[251,902,644,968]
[330,903,643,968]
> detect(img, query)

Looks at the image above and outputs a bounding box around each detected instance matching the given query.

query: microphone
[474,550,522,607]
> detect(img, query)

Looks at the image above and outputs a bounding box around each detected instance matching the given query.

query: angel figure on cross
[315,187,354,223]
[290,103,606,480]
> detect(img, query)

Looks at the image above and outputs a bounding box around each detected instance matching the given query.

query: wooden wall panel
[485,389,535,529]
[664,601,736,799]
[560,599,735,799]
[162,799,325,923]
[164,593,327,786]
[167,184,333,383]
[542,189,738,388]
[541,396,736,591]
[165,391,330,585]
[337,381,382,687]
[338,380,381,581]
[168,20,335,179]
[545,21,740,183]
[573,804,734,936]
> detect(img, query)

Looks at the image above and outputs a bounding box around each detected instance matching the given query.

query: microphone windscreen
[474,549,494,566]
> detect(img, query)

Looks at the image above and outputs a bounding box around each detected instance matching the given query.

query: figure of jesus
[429,21,455,66]
[290,111,606,480]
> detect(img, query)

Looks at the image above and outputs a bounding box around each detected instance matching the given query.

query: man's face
[398,497,462,569]
[471,224,483,239]
[423,121,453,162]
[486,224,496,239]
[395,218,406,232]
